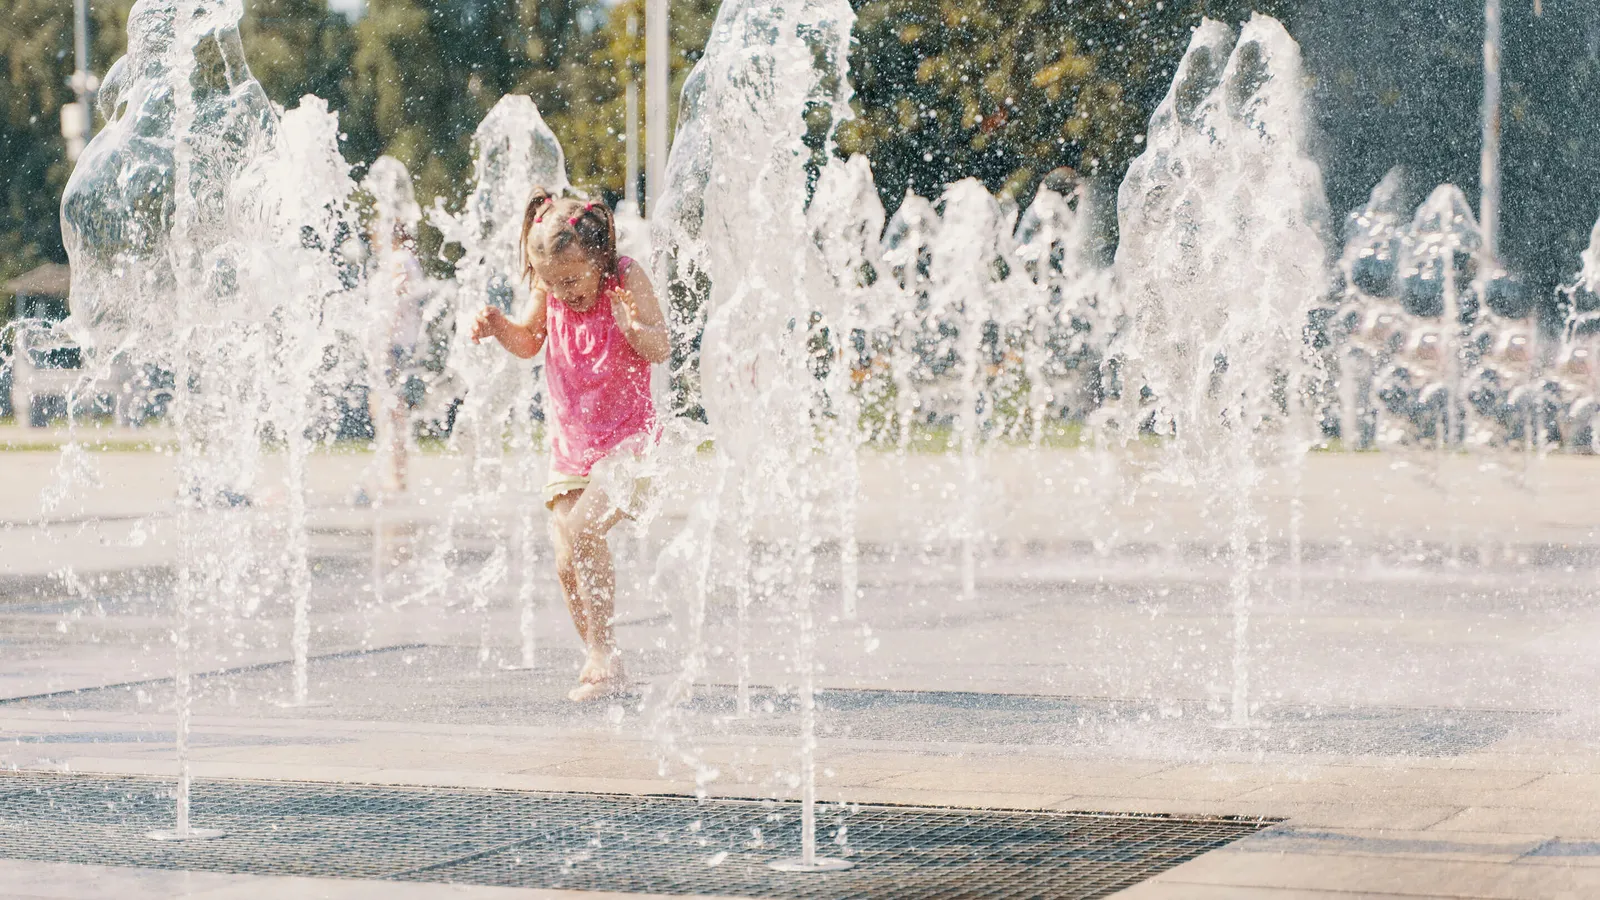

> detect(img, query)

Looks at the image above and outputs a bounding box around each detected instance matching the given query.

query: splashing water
[61,0,290,840]
[651,0,857,871]
[928,180,1012,601]
[241,97,359,707]
[1328,167,1550,497]
[431,95,570,481]
[424,96,572,668]
[1331,167,1410,449]
[45,0,1590,874]
[806,155,885,619]
[877,193,941,452]
[1552,212,1600,451]
[61,0,276,360]
[1110,14,1330,727]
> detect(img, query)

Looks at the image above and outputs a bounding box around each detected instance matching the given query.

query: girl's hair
[518,187,619,286]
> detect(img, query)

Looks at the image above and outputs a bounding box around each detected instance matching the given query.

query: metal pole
[645,0,669,218]
[626,16,641,210]
[73,0,94,142]
[1480,0,1502,268]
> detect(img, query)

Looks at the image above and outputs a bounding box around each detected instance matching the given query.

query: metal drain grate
[0,772,1274,898]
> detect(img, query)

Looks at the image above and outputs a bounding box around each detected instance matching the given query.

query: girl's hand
[611,287,643,332]
[471,306,508,344]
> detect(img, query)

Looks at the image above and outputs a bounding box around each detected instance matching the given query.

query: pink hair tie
[534,216,543,224]
[568,216,580,226]
[584,201,597,211]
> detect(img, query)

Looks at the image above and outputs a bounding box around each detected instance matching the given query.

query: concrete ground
[4,427,1600,899]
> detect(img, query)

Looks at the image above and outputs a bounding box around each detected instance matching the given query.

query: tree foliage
[345,0,527,203]
[1300,0,1600,318]
[532,0,720,198]
[240,0,357,111]
[3,0,1599,320]
[842,0,1288,209]
[0,0,129,288]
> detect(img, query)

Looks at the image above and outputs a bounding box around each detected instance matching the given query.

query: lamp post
[626,15,641,212]
[1480,0,1501,268]
[645,0,668,218]
[64,0,97,161]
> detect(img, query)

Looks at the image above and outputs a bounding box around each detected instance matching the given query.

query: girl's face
[535,250,603,309]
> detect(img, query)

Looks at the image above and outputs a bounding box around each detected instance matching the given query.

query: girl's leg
[367,392,388,495]
[569,485,627,668]
[388,400,408,492]
[548,493,591,646]
[551,487,627,695]
[369,381,407,494]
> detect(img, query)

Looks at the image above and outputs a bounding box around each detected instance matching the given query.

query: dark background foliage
[3,0,1597,328]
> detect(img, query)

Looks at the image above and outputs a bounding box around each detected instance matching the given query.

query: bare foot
[566,679,625,702]
[569,648,625,702]
[578,646,619,681]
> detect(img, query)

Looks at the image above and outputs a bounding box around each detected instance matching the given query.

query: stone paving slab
[4,448,1599,566]
[1114,848,1600,899]
[1070,797,1464,831]
[1431,807,1600,838]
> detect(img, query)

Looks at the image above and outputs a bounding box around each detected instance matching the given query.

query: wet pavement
[4,442,1600,898]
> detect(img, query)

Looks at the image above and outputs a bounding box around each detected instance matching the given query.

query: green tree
[29,0,1598,329]
[0,0,349,319]
[843,0,1289,210]
[0,0,131,294]
[346,0,482,205]
[336,0,638,262]
[1501,0,1600,314]
[1299,0,1600,322]
[533,0,720,199]
[240,0,358,114]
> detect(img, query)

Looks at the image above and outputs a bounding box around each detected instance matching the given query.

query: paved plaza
[4,427,1600,898]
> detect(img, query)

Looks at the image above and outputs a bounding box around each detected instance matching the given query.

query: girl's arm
[472,289,549,359]
[610,264,672,364]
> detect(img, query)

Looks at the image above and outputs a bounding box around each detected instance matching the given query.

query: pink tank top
[544,257,655,477]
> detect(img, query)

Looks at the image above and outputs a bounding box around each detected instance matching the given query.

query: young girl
[470,189,671,701]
